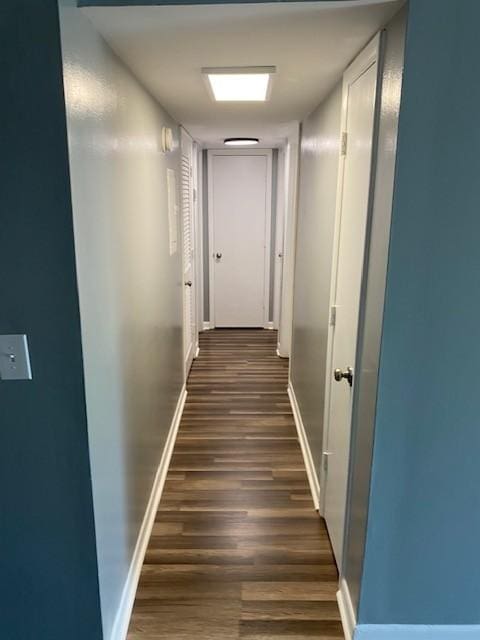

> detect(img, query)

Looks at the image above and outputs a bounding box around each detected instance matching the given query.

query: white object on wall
[161,126,174,152]
[0,334,32,381]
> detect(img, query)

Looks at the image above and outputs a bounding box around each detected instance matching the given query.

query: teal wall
[359,0,480,625]
[79,0,358,5]
[0,2,102,638]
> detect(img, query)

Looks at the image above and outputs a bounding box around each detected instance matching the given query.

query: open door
[181,128,197,375]
[322,35,381,568]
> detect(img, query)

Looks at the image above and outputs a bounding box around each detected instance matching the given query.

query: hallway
[127,330,342,639]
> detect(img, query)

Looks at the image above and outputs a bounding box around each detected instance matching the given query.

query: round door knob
[215,252,222,260]
[334,367,353,387]
[185,280,192,287]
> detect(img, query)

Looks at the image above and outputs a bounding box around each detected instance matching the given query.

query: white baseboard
[265,321,274,330]
[337,578,356,640]
[277,343,289,358]
[354,625,480,639]
[202,321,211,331]
[195,345,200,358]
[110,384,187,640]
[287,381,320,510]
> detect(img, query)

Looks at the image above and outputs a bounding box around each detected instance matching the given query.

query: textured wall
[290,84,342,483]
[0,2,102,638]
[58,2,184,637]
[343,6,406,615]
[359,0,480,625]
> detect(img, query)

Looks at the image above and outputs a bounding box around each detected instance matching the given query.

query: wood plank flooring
[127,329,342,639]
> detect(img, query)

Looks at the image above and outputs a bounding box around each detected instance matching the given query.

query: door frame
[207,148,273,329]
[192,140,201,357]
[180,126,198,376]
[272,147,286,331]
[320,33,382,528]
[277,123,300,357]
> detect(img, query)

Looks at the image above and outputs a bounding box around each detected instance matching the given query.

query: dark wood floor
[127,329,342,639]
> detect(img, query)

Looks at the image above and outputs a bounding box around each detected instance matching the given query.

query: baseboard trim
[277,343,289,358]
[354,625,480,639]
[287,381,320,510]
[337,578,356,640]
[110,384,187,640]
[265,321,274,330]
[195,345,200,358]
[202,321,211,331]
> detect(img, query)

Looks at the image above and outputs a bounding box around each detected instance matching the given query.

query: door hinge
[322,451,332,472]
[329,305,337,327]
[341,131,348,156]
[193,188,197,203]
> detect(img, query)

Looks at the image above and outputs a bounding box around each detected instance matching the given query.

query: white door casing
[193,144,204,338]
[181,128,197,375]
[278,124,300,358]
[208,149,272,328]
[322,35,381,568]
[273,147,286,331]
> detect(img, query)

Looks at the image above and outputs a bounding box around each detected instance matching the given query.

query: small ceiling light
[224,138,260,146]
[203,66,275,102]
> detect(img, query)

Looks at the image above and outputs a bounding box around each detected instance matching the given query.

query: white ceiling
[83,1,402,147]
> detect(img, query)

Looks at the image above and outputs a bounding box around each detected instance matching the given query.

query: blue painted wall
[78,0,356,6]
[359,0,480,625]
[0,2,102,638]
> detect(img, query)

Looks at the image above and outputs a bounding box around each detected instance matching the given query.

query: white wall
[58,3,184,638]
[289,85,342,483]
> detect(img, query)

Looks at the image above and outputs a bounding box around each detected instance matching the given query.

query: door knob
[334,367,353,387]
[215,252,222,260]
[185,280,192,287]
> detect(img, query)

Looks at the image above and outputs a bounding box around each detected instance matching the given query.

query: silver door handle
[334,367,353,387]
[185,280,192,287]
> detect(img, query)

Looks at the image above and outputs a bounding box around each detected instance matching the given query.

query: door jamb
[192,141,201,356]
[207,148,273,328]
[273,147,285,331]
[180,126,198,376]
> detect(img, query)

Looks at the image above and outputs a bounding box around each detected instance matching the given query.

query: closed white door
[324,37,380,567]
[208,151,272,328]
[181,128,196,375]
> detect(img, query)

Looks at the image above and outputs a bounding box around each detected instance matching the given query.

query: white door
[208,150,272,328]
[181,128,197,375]
[323,36,380,567]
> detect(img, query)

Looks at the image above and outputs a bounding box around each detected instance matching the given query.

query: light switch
[0,334,32,381]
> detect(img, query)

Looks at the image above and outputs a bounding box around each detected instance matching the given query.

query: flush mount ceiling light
[202,66,276,102]
[224,137,260,146]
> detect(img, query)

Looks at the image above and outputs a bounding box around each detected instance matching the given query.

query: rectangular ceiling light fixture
[202,66,276,102]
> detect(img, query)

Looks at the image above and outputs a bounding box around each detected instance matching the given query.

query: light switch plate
[0,334,32,380]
